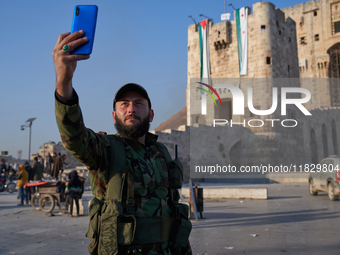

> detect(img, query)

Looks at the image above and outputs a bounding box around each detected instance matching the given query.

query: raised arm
[53,32,109,198]
[52,31,90,98]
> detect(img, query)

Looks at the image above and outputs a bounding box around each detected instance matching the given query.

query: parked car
[309,155,340,201]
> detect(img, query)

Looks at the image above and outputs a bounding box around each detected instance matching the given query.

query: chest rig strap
[105,135,126,201]
[106,135,136,213]
[125,168,135,214]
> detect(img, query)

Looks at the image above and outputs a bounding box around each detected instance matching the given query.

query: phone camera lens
[76,7,80,16]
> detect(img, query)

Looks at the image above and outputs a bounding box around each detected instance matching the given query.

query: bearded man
[53,30,192,255]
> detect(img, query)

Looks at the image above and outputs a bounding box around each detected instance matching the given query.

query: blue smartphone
[70,5,98,55]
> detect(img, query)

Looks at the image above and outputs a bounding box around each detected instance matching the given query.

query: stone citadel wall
[281,0,340,79]
[154,107,340,182]
[172,0,340,181]
[281,0,340,108]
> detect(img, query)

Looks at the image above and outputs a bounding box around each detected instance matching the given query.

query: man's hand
[52,30,90,98]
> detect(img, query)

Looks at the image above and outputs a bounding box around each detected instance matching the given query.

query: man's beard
[115,113,150,139]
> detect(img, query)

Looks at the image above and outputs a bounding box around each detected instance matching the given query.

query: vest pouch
[179,202,189,219]
[169,203,192,248]
[170,219,192,248]
[117,215,136,245]
[169,158,183,189]
[100,199,124,254]
[86,198,102,255]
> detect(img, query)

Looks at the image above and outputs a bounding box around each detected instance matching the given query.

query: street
[0,183,339,255]
[189,183,340,254]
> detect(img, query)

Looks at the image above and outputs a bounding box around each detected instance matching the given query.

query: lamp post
[188,15,197,25]
[199,14,213,23]
[21,117,36,164]
[228,3,236,11]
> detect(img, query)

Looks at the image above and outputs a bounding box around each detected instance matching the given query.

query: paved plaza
[0,183,340,254]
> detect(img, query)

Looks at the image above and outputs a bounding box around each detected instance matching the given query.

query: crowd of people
[1,158,16,180]
[16,156,50,206]
[1,154,84,217]
[1,153,68,180]
[1,153,74,205]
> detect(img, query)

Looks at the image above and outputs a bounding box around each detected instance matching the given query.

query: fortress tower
[154,0,340,180]
[187,2,299,133]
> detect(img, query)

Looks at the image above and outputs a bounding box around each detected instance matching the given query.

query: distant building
[38,142,84,169]
[0,155,26,170]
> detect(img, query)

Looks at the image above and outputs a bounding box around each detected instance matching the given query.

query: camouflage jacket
[54,90,175,217]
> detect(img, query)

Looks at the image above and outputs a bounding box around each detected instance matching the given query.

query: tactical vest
[86,135,192,255]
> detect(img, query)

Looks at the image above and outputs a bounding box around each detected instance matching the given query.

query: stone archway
[332,120,338,155]
[322,124,328,158]
[310,129,318,164]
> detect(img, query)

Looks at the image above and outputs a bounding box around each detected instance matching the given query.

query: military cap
[113,83,151,110]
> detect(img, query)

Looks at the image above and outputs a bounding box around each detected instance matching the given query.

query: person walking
[66,170,83,217]
[24,161,33,201]
[17,165,29,206]
[51,154,62,180]
[45,152,52,176]
[32,157,44,181]
[38,155,44,173]
[60,154,68,177]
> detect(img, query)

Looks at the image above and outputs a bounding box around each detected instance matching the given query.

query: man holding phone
[53,30,192,255]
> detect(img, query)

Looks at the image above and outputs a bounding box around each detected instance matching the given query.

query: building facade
[153,0,340,182]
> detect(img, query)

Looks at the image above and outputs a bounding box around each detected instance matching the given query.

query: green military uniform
[55,90,191,255]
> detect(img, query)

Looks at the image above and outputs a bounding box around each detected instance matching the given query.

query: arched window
[328,43,340,106]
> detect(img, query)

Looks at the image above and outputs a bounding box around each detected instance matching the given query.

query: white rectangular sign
[221,13,230,21]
